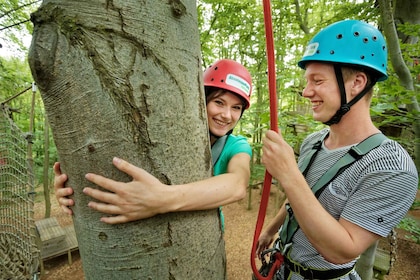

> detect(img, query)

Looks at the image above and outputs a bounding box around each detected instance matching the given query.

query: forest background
[1,0,419,253]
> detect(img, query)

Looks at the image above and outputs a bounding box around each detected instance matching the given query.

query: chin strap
[324,65,376,126]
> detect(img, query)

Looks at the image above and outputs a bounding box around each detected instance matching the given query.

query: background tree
[29,0,226,279]
[378,0,420,169]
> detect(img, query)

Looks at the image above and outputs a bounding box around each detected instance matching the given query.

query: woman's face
[206,90,244,138]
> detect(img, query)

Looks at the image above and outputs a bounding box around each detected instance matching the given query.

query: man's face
[302,62,342,123]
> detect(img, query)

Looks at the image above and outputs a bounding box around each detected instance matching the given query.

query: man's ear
[351,71,368,96]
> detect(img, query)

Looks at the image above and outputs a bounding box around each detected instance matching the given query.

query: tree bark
[379,0,420,171]
[29,0,226,279]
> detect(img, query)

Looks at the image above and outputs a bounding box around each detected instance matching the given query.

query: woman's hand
[83,157,169,224]
[53,162,74,215]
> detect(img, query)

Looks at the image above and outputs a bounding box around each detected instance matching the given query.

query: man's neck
[325,119,380,149]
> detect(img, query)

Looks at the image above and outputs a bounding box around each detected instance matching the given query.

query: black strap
[284,256,354,279]
[325,65,377,125]
[211,135,228,166]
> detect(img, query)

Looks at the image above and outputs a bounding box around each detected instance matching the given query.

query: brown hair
[205,87,247,109]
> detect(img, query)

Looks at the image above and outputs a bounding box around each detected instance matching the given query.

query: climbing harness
[211,135,228,166]
[254,131,388,279]
[211,135,228,232]
[250,0,281,279]
[279,132,388,250]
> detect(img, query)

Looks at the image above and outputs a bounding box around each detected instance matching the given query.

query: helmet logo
[226,74,251,96]
[303,42,319,57]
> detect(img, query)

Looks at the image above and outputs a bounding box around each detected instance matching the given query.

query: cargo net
[0,104,39,279]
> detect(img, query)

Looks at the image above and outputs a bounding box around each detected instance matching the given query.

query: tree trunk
[379,0,420,171]
[43,115,51,218]
[28,1,226,279]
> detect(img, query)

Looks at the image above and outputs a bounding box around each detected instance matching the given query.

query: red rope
[250,1,282,279]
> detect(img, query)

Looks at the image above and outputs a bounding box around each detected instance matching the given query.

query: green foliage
[0,0,40,55]
[197,0,420,183]
[397,217,420,244]
[397,196,420,245]
[2,0,419,186]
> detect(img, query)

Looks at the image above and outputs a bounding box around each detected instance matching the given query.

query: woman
[54,59,253,226]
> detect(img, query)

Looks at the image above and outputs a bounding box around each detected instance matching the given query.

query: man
[256,19,418,280]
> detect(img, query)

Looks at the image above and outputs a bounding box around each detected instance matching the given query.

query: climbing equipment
[250,0,281,279]
[203,59,252,108]
[254,132,388,280]
[211,135,228,166]
[279,132,388,251]
[212,135,229,233]
[298,20,388,125]
[298,19,388,81]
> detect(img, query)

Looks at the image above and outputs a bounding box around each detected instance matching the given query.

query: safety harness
[211,135,228,166]
[254,132,388,280]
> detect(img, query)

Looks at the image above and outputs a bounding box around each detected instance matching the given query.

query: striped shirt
[276,128,418,280]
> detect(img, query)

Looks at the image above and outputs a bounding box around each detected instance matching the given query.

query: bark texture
[29,0,226,279]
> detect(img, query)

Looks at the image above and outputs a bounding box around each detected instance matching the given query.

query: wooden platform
[373,248,391,280]
[35,217,79,274]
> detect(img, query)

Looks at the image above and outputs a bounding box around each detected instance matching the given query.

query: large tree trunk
[28,1,226,279]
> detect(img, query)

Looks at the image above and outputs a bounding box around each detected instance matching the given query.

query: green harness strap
[279,132,388,252]
[211,135,228,167]
[211,135,228,233]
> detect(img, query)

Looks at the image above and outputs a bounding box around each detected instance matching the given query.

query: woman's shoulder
[227,134,249,142]
[225,134,252,154]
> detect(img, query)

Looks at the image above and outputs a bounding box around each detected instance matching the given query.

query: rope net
[0,105,39,279]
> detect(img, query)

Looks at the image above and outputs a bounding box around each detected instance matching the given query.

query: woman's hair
[205,87,248,110]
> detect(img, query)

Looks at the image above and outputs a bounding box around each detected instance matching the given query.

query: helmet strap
[324,65,376,125]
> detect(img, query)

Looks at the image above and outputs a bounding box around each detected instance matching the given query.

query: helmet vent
[363,37,369,43]
[330,50,335,55]
[354,31,360,37]
[360,55,365,60]
[337,34,343,39]
[372,36,378,41]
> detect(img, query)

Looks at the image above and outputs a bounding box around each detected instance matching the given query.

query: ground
[34,188,420,280]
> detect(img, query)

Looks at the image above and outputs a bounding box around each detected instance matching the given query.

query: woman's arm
[83,153,251,224]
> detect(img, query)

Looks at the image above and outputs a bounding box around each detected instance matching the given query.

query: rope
[250,1,281,279]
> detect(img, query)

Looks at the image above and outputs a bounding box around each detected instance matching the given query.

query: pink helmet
[203,59,252,109]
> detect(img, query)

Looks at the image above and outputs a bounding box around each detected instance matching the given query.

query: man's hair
[341,66,376,97]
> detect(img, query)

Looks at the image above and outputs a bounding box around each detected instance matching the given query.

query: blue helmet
[298,19,388,81]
